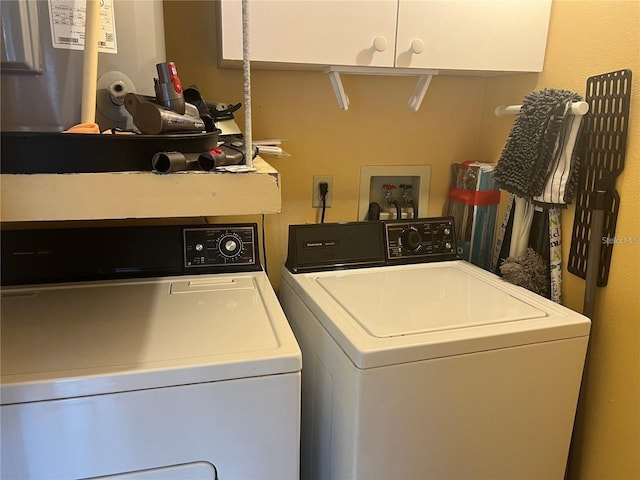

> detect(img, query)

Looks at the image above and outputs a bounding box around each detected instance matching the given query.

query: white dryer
[280,218,590,480]
[1,223,301,480]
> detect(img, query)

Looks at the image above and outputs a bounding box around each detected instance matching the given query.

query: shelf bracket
[408,74,433,111]
[327,70,350,110]
[324,66,438,112]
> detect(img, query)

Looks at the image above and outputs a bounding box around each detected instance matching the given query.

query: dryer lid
[1,272,301,404]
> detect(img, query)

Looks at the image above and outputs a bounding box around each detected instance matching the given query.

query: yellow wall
[163,1,486,285]
[164,1,639,478]
[479,3,639,478]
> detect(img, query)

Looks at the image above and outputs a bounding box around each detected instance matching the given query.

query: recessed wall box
[358,165,430,221]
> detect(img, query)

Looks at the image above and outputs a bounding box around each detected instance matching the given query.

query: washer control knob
[401,226,423,252]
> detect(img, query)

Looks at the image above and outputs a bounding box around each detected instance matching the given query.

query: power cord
[261,214,268,276]
[319,182,329,223]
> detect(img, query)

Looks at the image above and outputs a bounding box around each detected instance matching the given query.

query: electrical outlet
[312,175,333,208]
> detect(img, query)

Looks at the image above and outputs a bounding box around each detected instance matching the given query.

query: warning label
[49,0,117,53]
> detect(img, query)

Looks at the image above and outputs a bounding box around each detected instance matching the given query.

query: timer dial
[217,233,243,258]
[401,226,423,252]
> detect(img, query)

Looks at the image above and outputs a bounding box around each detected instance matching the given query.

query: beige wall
[164,1,639,478]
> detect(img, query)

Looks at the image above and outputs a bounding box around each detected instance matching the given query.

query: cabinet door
[219,0,398,68]
[395,0,552,72]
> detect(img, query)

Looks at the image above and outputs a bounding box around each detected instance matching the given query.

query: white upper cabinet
[395,0,552,72]
[219,0,399,68]
[219,0,552,73]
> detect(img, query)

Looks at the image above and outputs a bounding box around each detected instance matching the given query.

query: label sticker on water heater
[49,0,117,53]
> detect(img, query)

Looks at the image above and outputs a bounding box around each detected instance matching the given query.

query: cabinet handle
[373,36,388,52]
[410,39,425,55]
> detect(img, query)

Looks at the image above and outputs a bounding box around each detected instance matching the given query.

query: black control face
[384,218,457,262]
[184,226,256,268]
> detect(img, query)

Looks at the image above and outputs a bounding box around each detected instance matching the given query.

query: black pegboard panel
[568,69,632,286]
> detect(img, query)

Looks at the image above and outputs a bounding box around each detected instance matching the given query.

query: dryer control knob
[218,232,243,259]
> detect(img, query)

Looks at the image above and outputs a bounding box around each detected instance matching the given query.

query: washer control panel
[184,225,257,268]
[384,217,457,262]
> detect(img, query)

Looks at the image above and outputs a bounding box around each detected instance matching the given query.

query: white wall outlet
[312,175,333,208]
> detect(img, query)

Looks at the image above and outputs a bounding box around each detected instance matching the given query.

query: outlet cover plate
[313,175,333,208]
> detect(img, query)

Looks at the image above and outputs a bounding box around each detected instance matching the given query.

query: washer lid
[282,261,590,369]
[1,272,301,404]
[317,265,547,337]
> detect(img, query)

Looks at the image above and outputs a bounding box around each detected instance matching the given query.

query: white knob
[411,38,425,55]
[373,36,388,52]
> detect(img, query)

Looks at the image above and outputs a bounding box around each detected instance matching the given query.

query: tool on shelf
[151,141,257,174]
[125,92,205,135]
[154,62,185,115]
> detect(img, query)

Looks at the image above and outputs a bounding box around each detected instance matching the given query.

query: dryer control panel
[183,225,257,268]
[384,217,458,263]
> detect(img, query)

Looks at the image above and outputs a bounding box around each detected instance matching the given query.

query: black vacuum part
[1,130,219,174]
[568,69,632,286]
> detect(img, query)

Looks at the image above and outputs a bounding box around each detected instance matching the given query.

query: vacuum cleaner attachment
[152,145,247,174]
[151,151,199,174]
[125,93,205,135]
[154,62,185,115]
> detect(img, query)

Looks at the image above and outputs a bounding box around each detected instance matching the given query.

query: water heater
[1,0,166,132]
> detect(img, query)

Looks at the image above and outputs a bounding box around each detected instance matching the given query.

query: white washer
[1,223,301,480]
[280,218,590,480]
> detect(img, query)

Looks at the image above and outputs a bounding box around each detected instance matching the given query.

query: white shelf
[1,157,281,222]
